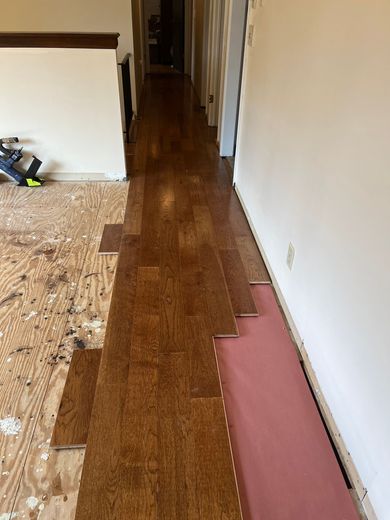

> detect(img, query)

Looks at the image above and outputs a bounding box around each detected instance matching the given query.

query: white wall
[0,0,143,114]
[0,0,132,61]
[234,1,390,518]
[0,48,126,180]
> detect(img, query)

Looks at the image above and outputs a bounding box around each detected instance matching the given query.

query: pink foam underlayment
[215,285,359,520]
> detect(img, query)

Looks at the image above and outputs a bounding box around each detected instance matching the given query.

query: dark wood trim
[0,32,120,49]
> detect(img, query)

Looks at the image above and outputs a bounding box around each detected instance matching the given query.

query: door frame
[217,0,249,157]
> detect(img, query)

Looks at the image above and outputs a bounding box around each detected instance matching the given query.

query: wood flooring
[74,75,270,519]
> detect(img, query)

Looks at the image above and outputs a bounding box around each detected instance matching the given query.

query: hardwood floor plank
[193,206,238,337]
[186,316,221,398]
[140,174,162,267]
[158,352,190,519]
[97,233,139,386]
[188,397,242,519]
[220,249,259,316]
[159,202,185,352]
[123,174,145,235]
[98,223,123,254]
[198,242,238,337]
[178,220,206,317]
[74,382,129,519]
[235,235,271,284]
[51,349,102,449]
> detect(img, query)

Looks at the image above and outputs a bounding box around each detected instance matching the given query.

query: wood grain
[158,352,190,519]
[159,202,185,352]
[51,349,102,449]
[74,76,264,519]
[235,236,271,284]
[186,316,221,398]
[98,224,123,255]
[188,398,242,519]
[193,206,238,337]
[220,249,259,316]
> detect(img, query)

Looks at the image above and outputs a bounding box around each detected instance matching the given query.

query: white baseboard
[42,172,127,182]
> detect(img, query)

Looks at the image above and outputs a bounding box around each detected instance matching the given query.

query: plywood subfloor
[0,181,128,519]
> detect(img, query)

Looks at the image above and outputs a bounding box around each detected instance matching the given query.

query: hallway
[76,75,248,519]
[75,75,358,519]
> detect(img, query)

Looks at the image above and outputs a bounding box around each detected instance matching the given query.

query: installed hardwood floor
[75,76,272,519]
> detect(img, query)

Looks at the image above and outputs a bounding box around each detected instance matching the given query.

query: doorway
[143,0,185,74]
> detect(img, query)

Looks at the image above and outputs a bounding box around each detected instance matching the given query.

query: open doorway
[144,0,185,74]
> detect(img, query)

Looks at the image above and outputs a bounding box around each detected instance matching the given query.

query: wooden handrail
[0,32,120,49]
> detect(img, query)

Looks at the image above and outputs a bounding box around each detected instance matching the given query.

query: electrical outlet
[247,24,255,47]
[287,243,295,271]
[208,94,214,104]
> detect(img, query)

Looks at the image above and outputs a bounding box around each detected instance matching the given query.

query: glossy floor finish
[74,75,273,519]
[215,286,359,520]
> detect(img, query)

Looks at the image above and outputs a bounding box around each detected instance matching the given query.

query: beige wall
[0,0,147,113]
[0,0,133,61]
[235,1,390,518]
[0,48,126,180]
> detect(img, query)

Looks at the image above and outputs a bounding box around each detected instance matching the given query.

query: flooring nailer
[0,137,44,187]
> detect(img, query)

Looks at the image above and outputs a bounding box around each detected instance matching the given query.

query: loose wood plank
[235,236,271,284]
[51,349,102,449]
[220,249,259,316]
[98,223,123,255]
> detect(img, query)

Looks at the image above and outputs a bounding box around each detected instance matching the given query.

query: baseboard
[234,184,377,520]
[41,172,127,182]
